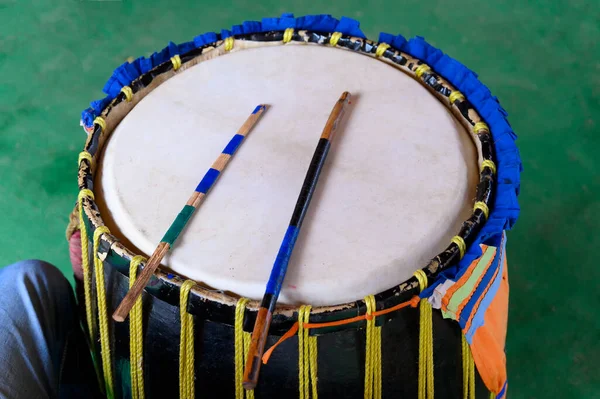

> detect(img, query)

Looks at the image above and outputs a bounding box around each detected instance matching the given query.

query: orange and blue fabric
[428,232,509,399]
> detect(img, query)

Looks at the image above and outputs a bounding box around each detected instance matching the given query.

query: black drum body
[79,264,490,398]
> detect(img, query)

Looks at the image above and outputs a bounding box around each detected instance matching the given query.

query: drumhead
[97,42,479,305]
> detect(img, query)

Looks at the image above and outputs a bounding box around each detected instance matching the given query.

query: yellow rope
[283,28,294,43]
[235,298,252,399]
[373,321,382,399]
[462,335,467,399]
[414,270,434,399]
[329,32,342,46]
[298,306,307,399]
[449,91,465,103]
[242,331,255,399]
[473,201,490,219]
[473,121,490,134]
[462,334,472,399]
[93,225,114,399]
[481,159,497,175]
[93,116,106,131]
[298,305,318,399]
[224,37,234,51]
[78,189,95,342]
[451,236,467,259]
[121,86,133,102]
[375,43,390,57]
[78,151,94,169]
[170,55,182,71]
[415,64,431,79]
[469,345,475,399]
[129,256,146,399]
[179,280,195,399]
[363,295,381,399]
[309,335,318,399]
[364,301,373,399]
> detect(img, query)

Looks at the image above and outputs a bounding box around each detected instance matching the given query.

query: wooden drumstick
[243,92,351,389]
[113,104,267,322]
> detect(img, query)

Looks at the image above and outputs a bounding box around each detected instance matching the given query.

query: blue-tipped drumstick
[243,92,351,389]
[113,104,267,322]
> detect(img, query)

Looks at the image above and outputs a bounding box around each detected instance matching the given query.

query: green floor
[1,1,598,397]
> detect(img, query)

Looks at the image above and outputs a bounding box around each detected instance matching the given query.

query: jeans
[0,260,98,399]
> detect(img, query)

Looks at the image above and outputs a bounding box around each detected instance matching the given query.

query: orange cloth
[470,255,509,396]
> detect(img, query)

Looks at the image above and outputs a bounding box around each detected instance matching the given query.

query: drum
[71,13,520,399]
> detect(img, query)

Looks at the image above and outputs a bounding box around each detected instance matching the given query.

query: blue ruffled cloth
[81,14,521,289]
[378,33,522,296]
[80,13,365,128]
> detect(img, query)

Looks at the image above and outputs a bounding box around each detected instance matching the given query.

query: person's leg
[0,260,77,398]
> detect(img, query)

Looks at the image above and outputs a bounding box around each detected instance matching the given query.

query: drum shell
[82,256,490,399]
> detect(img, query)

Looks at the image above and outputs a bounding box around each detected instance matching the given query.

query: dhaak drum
[70,13,521,399]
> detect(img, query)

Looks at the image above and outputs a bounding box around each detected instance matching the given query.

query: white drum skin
[99,43,478,306]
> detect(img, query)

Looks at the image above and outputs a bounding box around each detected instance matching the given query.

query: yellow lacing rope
[449,91,465,104]
[473,122,490,134]
[473,201,490,219]
[364,295,382,399]
[78,151,93,167]
[309,333,318,399]
[121,86,133,102]
[462,335,468,399]
[299,305,308,399]
[93,225,114,399]
[242,329,255,399]
[235,298,254,399]
[451,236,467,259]
[170,55,182,71]
[469,343,475,398]
[415,64,431,79]
[375,43,390,57]
[298,305,318,399]
[224,37,234,51]
[179,280,195,399]
[94,117,106,132]
[283,28,294,43]
[414,270,434,399]
[78,189,95,342]
[374,327,382,399]
[329,32,342,46]
[129,255,146,399]
[481,159,497,175]
[78,151,96,179]
[461,334,475,399]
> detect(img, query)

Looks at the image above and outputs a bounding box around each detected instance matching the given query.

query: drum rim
[77,29,499,335]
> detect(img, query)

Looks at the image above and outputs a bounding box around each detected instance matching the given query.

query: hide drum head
[97,43,479,306]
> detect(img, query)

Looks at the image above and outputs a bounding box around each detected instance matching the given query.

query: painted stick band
[112,105,267,322]
[243,92,351,389]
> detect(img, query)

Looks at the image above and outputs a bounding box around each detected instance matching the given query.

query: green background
[1,1,598,397]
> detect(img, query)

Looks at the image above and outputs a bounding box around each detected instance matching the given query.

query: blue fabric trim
[80,17,521,301]
[265,225,300,297]
[392,36,522,298]
[378,32,407,50]
[80,13,366,127]
[195,168,220,194]
[222,134,244,156]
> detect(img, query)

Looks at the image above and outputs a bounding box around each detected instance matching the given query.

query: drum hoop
[78,30,498,335]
